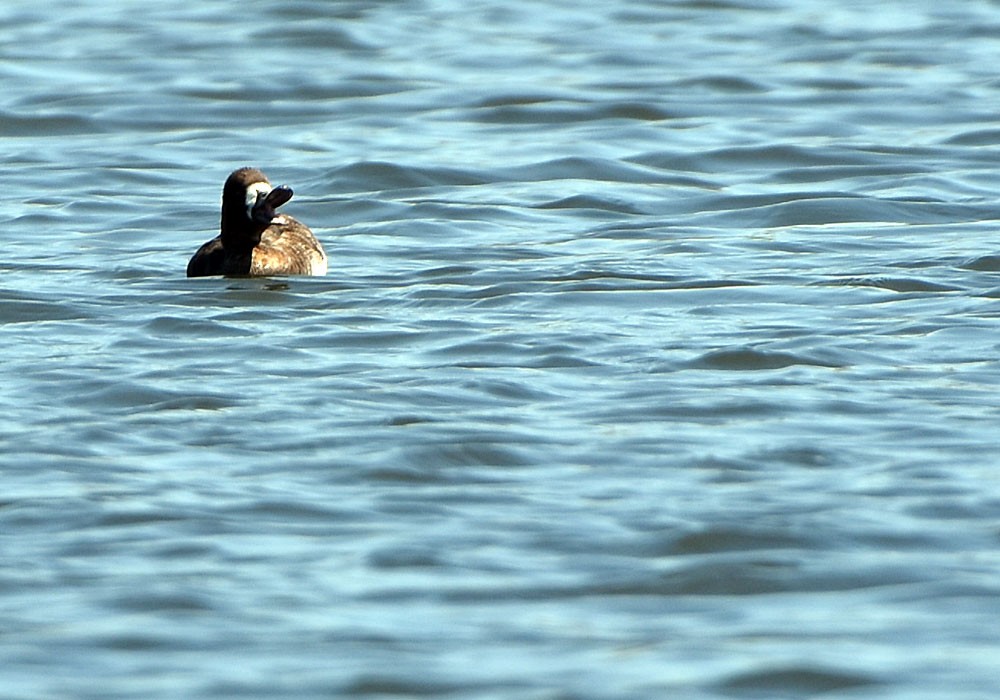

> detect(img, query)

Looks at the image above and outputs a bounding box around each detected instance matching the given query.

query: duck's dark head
[220,167,294,248]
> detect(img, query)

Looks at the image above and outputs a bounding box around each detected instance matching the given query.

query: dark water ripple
[4,0,1000,698]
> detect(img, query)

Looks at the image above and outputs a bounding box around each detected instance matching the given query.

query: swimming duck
[187,167,327,277]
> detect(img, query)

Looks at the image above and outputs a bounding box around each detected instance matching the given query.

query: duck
[186,167,327,277]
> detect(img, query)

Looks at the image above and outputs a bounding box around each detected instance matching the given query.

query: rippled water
[4,0,1000,697]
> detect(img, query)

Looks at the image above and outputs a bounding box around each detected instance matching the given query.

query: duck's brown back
[249,216,328,276]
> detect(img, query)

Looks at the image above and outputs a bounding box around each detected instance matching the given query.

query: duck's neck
[220,203,266,252]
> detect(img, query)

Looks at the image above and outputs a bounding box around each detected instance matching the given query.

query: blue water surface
[3,1,1000,698]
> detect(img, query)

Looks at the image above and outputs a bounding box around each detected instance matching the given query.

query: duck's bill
[265,185,293,208]
[251,185,294,224]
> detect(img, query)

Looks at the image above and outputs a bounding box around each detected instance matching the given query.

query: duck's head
[221,167,293,244]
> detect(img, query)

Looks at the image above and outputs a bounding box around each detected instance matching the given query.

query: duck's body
[186,215,327,277]
[187,167,327,278]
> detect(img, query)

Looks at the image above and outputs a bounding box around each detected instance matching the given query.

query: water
[3,0,1000,697]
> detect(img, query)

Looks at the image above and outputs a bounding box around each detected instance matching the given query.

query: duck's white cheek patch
[244,182,273,217]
